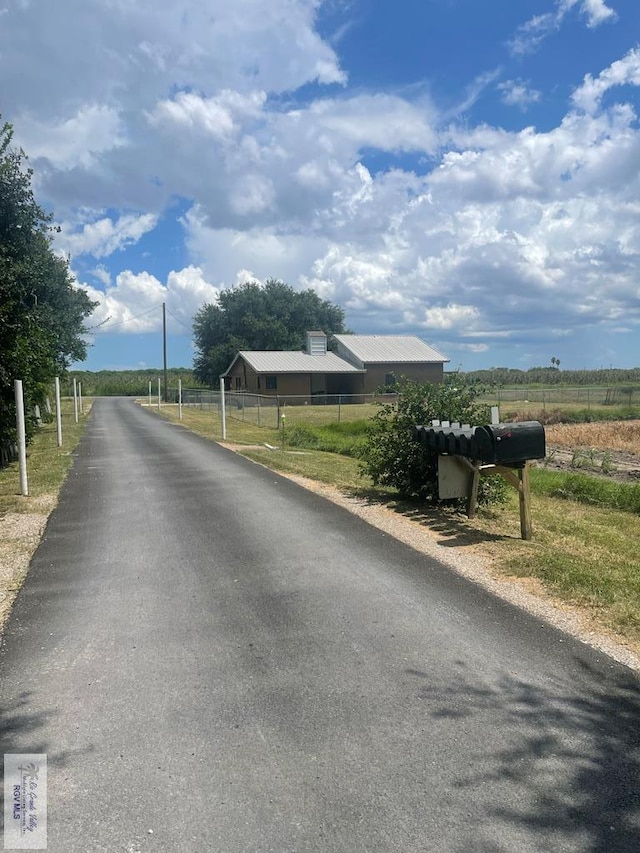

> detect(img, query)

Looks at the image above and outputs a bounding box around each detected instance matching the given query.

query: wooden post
[519,463,533,541]
[466,465,480,519]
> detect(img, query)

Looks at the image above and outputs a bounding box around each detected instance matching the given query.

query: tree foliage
[360,377,504,505]
[0,119,96,447]
[192,279,348,385]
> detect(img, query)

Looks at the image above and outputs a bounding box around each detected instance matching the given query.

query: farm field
[542,420,640,481]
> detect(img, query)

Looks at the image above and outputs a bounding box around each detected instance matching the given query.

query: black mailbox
[476,421,545,465]
[414,421,545,467]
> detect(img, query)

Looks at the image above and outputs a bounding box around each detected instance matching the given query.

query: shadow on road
[408,660,640,852]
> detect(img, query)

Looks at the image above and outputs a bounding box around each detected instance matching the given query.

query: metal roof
[333,335,449,364]
[229,351,365,375]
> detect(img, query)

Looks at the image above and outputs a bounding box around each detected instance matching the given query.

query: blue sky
[2,0,639,372]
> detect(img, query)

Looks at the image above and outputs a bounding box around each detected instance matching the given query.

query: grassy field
[545,419,640,454]
[151,402,640,652]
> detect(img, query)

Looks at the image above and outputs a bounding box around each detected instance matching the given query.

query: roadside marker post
[55,377,62,447]
[14,380,28,496]
[220,378,226,440]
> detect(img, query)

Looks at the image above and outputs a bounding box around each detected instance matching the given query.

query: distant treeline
[65,365,640,397]
[458,366,640,386]
[66,369,204,397]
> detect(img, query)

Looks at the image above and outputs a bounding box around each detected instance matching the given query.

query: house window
[385,373,397,387]
[266,375,278,391]
[235,377,242,390]
[257,376,261,390]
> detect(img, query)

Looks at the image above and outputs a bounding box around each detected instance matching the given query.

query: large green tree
[0,119,96,448]
[193,278,348,385]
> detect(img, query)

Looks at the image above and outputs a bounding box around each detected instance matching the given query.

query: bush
[360,377,504,504]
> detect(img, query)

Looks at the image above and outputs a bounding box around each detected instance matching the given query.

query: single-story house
[221,331,449,397]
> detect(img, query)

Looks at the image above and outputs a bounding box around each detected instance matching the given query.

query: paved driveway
[1,398,639,852]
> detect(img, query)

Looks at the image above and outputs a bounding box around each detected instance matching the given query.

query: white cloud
[80,265,220,334]
[2,1,639,366]
[509,0,616,55]
[56,213,158,259]
[15,105,126,170]
[568,0,617,27]
[498,80,542,111]
[572,47,640,113]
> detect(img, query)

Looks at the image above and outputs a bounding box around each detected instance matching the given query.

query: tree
[193,279,348,385]
[0,119,97,449]
[360,377,505,505]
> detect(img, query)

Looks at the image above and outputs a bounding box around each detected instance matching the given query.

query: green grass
[0,400,91,514]
[284,420,369,457]
[531,468,640,514]
[476,490,640,640]
[239,447,369,491]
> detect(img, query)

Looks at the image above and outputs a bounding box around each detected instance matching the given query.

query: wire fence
[178,389,399,429]
[483,386,640,409]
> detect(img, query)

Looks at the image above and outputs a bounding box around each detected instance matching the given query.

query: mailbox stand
[416,421,544,542]
[455,458,533,540]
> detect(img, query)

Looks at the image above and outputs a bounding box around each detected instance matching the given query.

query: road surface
[1,398,639,852]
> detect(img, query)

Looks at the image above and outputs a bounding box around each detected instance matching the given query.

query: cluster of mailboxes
[414,421,546,467]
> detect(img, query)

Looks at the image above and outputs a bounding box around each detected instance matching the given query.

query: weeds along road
[1,397,639,853]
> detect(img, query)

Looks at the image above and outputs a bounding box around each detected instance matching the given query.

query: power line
[93,305,160,331]
[165,306,193,333]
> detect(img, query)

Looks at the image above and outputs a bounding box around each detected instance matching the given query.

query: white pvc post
[178,379,183,420]
[55,377,62,447]
[220,377,226,440]
[79,381,83,414]
[148,381,152,408]
[157,378,161,410]
[491,405,500,425]
[14,380,28,496]
[73,377,78,423]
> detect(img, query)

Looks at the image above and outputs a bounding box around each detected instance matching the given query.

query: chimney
[306,330,327,356]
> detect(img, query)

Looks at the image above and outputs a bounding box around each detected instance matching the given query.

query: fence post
[178,379,183,420]
[157,378,161,410]
[79,381,83,414]
[73,377,78,423]
[55,377,63,447]
[220,378,226,440]
[14,380,28,496]
[148,380,152,408]
[338,395,341,424]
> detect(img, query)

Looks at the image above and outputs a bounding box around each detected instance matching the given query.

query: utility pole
[163,301,168,403]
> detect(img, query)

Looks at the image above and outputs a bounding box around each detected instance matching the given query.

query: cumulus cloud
[80,265,220,334]
[2,0,639,366]
[57,213,159,258]
[572,47,640,113]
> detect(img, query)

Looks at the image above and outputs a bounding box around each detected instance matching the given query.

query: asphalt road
[1,398,639,852]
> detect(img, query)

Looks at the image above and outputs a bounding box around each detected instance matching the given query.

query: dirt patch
[0,509,51,630]
[539,445,640,482]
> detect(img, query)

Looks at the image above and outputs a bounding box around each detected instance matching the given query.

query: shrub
[360,377,504,504]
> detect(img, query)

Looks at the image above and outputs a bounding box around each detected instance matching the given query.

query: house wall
[363,363,444,392]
